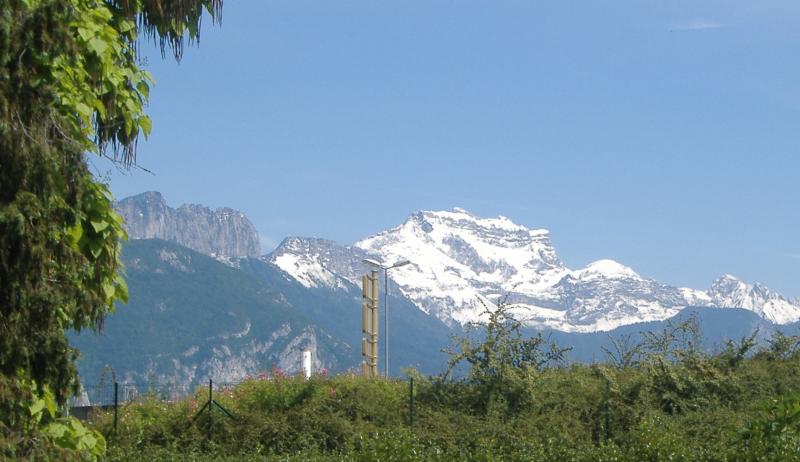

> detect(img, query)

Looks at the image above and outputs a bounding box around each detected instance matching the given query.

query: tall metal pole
[384,268,389,378]
[363,258,409,379]
[208,379,213,442]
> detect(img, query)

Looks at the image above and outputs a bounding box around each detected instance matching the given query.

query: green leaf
[114,275,129,303]
[77,27,93,42]
[68,223,83,245]
[88,37,108,56]
[43,387,57,418]
[92,432,107,455]
[89,240,103,259]
[102,281,116,300]
[90,219,109,232]
[139,115,152,137]
[92,99,107,119]
[29,398,45,416]
[79,433,97,450]
[44,422,68,439]
[75,102,93,120]
[123,117,133,137]
[136,80,150,99]
[70,418,88,437]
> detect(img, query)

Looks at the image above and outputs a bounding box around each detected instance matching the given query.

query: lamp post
[362,257,411,377]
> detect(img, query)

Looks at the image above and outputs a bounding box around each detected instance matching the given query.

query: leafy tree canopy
[0,0,222,434]
[443,298,571,414]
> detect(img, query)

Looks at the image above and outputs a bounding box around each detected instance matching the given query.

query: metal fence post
[409,377,414,427]
[604,377,610,441]
[113,381,119,434]
[208,379,213,442]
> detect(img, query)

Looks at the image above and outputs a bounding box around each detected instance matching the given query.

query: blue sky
[101,0,800,297]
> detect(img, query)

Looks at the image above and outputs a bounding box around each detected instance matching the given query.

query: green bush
[82,326,800,461]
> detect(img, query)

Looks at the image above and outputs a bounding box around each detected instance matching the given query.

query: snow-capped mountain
[355,209,569,326]
[270,237,366,290]
[539,260,714,332]
[708,274,800,324]
[267,208,800,332]
[353,208,712,331]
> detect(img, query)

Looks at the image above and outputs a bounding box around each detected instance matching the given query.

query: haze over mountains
[72,191,800,387]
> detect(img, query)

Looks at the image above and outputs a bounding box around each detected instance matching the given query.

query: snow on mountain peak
[572,259,641,280]
[709,274,800,324]
[415,209,545,235]
[355,209,566,324]
[269,237,364,290]
[266,209,800,332]
[719,274,742,283]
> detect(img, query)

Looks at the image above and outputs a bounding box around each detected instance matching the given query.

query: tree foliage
[0,0,222,445]
[442,297,570,414]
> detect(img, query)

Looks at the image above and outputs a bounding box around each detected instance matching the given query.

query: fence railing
[71,380,243,407]
[68,379,244,432]
[68,376,418,438]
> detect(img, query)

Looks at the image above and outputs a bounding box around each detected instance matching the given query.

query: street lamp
[362,257,411,377]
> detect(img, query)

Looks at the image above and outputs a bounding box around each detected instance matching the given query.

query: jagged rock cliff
[115,191,261,258]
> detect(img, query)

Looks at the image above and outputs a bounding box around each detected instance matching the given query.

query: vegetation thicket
[0,0,221,459]
[95,304,800,461]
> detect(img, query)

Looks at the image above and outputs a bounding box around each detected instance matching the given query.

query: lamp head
[362,258,383,268]
[390,260,411,269]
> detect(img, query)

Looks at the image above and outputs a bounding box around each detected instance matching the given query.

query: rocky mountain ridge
[115,191,261,258]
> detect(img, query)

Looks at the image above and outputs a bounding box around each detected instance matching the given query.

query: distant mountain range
[278,206,800,331]
[70,192,800,388]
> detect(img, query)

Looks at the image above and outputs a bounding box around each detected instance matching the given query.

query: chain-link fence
[68,376,418,438]
[68,379,244,428]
